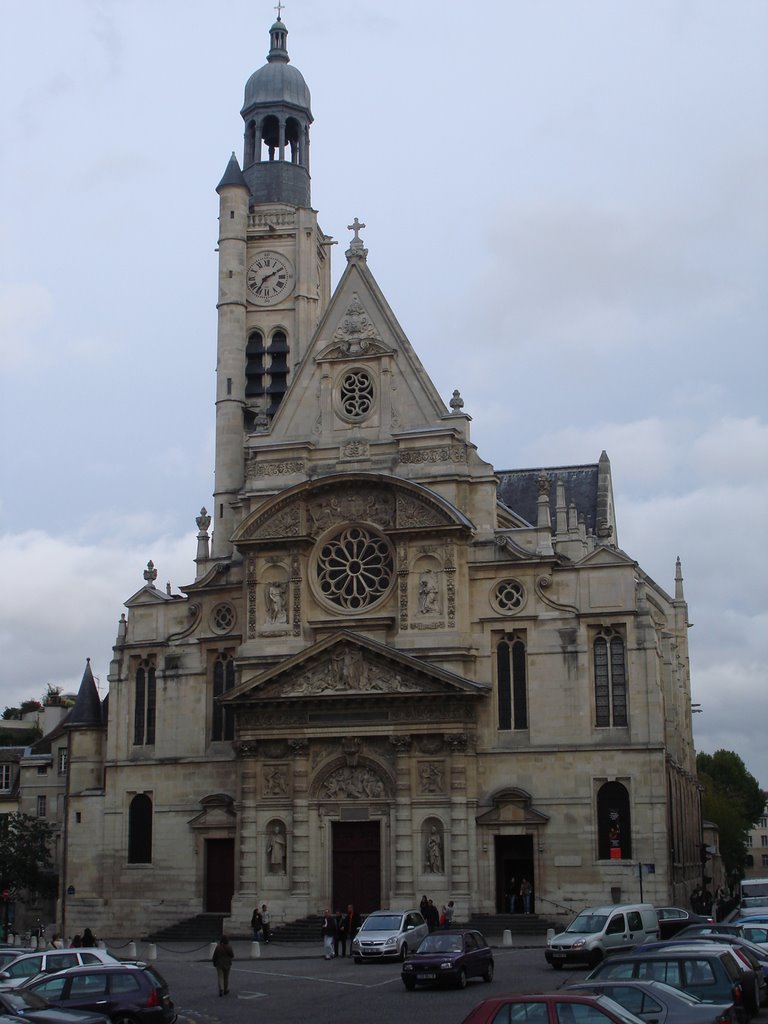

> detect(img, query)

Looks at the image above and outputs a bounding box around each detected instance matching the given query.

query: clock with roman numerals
[247,251,295,306]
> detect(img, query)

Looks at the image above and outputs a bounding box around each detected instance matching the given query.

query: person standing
[520,878,533,914]
[260,904,271,943]
[334,909,348,958]
[212,935,235,996]
[250,905,263,941]
[425,899,440,932]
[321,909,336,960]
[346,904,361,942]
[443,900,455,927]
[81,928,97,947]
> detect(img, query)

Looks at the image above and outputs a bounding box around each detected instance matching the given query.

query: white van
[545,903,659,969]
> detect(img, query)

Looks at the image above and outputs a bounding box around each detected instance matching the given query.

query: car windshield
[566,914,608,934]
[2,990,49,1010]
[595,994,650,1024]
[417,935,463,953]
[360,914,403,932]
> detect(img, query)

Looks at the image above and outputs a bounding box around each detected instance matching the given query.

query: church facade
[60,18,702,938]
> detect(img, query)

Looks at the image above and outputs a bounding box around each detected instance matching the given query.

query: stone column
[446,734,471,901]
[289,740,309,898]
[389,735,413,897]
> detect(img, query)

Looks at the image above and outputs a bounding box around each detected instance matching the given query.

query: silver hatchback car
[351,910,429,963]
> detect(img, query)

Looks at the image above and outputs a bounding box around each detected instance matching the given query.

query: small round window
[339,369,374,420]
[316,525,394,611]
[211,603,236,634]
[493,579,526,614]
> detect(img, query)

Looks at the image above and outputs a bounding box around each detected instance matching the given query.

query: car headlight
[571,938,585,949]
[440,961,454,970]
[384,937,397,946]
[403,964,413,972]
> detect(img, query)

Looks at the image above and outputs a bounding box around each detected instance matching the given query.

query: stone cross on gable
[346,217,368,261]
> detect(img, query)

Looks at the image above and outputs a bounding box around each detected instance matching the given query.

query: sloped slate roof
[496,464,599,532]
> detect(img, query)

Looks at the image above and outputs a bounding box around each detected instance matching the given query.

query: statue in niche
[418,571,439,614]
[426,826,444,873]
[266,581,288,625]
[266,824,287,873]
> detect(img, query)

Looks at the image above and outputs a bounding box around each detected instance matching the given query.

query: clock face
[247,251,295,306]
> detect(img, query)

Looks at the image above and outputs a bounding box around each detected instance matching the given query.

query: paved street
[130,938,768,1024]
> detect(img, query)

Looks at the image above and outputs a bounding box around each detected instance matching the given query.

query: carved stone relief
[263,764,289,797]
[319,764,389,800]
[399,444,467,465]
[418,761,445,794]
[281,645,428,697]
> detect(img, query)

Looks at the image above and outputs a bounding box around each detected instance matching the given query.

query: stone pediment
[576,545,637,568]
[226,631,489,704]
[476,787,549,827]
[232,473,472,544]
[188,793,236,831]
[316,292,393,360]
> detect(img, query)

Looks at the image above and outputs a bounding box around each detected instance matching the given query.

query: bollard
[127,941,137,959]
[209,941,217,960]
[145,943,157,961]
[250,940,261,959]
[502,928,512,947]
[546,928,555,942]
[97,940,106,950]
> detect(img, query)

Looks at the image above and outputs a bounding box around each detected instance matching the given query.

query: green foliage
[0,813,57,901]
[697,749,765,878]
[2,708,21,721]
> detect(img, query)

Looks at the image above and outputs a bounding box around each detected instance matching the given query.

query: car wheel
[111,1015,139,1024]
[403,979,416,991]
[457,968,467,989]
[588,949,604,969]
[483,961,494,983]
[399,944,408,962]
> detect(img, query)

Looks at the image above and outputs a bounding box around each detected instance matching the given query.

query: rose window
[494,579,525,612]
[316,525,393,610]
[339,370,374,419]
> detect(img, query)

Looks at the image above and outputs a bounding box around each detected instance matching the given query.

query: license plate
[417,973,436,980]
[551,951,566,958]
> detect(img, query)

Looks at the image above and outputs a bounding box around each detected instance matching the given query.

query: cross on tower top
[348,217,365,242]
[274,0,285,19]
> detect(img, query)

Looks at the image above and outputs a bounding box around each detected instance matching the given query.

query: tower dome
[241,17,312,207]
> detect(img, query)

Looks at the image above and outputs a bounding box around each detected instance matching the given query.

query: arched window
[211,652,235,742]
[594,629,627,727]
[128,793,153,864]
[597,781,632,859]
[266,330,289,415]
[133,658,156,746]
[497,636,527,731]
[261,115,280,161]
[245,330,265,398]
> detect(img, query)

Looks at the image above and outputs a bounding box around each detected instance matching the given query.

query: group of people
[250,904,272,943]
[71,928,97,947]
[419,895,455,931]
[505,878,534,914]
[690,884,714,916]
[321,905,362,959]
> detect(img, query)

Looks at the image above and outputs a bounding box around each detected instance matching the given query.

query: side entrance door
[332,821,380,914]
[205,838,235,912]
[494,835,535,913]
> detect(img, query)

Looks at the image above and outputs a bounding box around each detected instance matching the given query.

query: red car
[460,992,645,1024]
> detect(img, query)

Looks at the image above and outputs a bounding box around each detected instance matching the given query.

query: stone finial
[675,555,685,601]
[537,472,551,498]
[345,217,368,261]
[166,582,172,596]
[449,389,464,412]
[196,507,211,532]
[195,508,211,573]
[118,613,127,641]
[143,560,158,586]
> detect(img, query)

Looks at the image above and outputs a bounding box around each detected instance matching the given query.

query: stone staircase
[145,913,227,943]
[266,914,324,943]
[467,912,554,940]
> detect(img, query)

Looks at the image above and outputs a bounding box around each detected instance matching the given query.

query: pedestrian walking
[212,935,235,996]
[334,909,348,957]
[260,903,271,943]
[321,909,336,959]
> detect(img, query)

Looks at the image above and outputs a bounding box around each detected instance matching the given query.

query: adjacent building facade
[57,18,702,937]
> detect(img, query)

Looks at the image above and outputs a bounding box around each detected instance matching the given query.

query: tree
[0,813,57,901]
[697,749,765,879]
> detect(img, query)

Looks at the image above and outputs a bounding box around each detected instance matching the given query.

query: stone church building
[59,17,702,938]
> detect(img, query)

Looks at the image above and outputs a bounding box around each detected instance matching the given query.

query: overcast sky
[1,1,766,788]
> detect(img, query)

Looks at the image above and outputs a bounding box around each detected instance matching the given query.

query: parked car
[22,964,176,1024]
[0,952,120,991]
[632,936,767,1012]
[351,909,429,962]
[585,947,751,1023]
[546,905,659,969]
[656,910,714,940]
[401,929,494,989]
[459,992,646,1024]
[568,978,737,1024]
[739,926,768,952]
[0,986,111,1024]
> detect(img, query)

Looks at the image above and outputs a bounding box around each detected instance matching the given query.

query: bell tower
[212,16,331,559]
